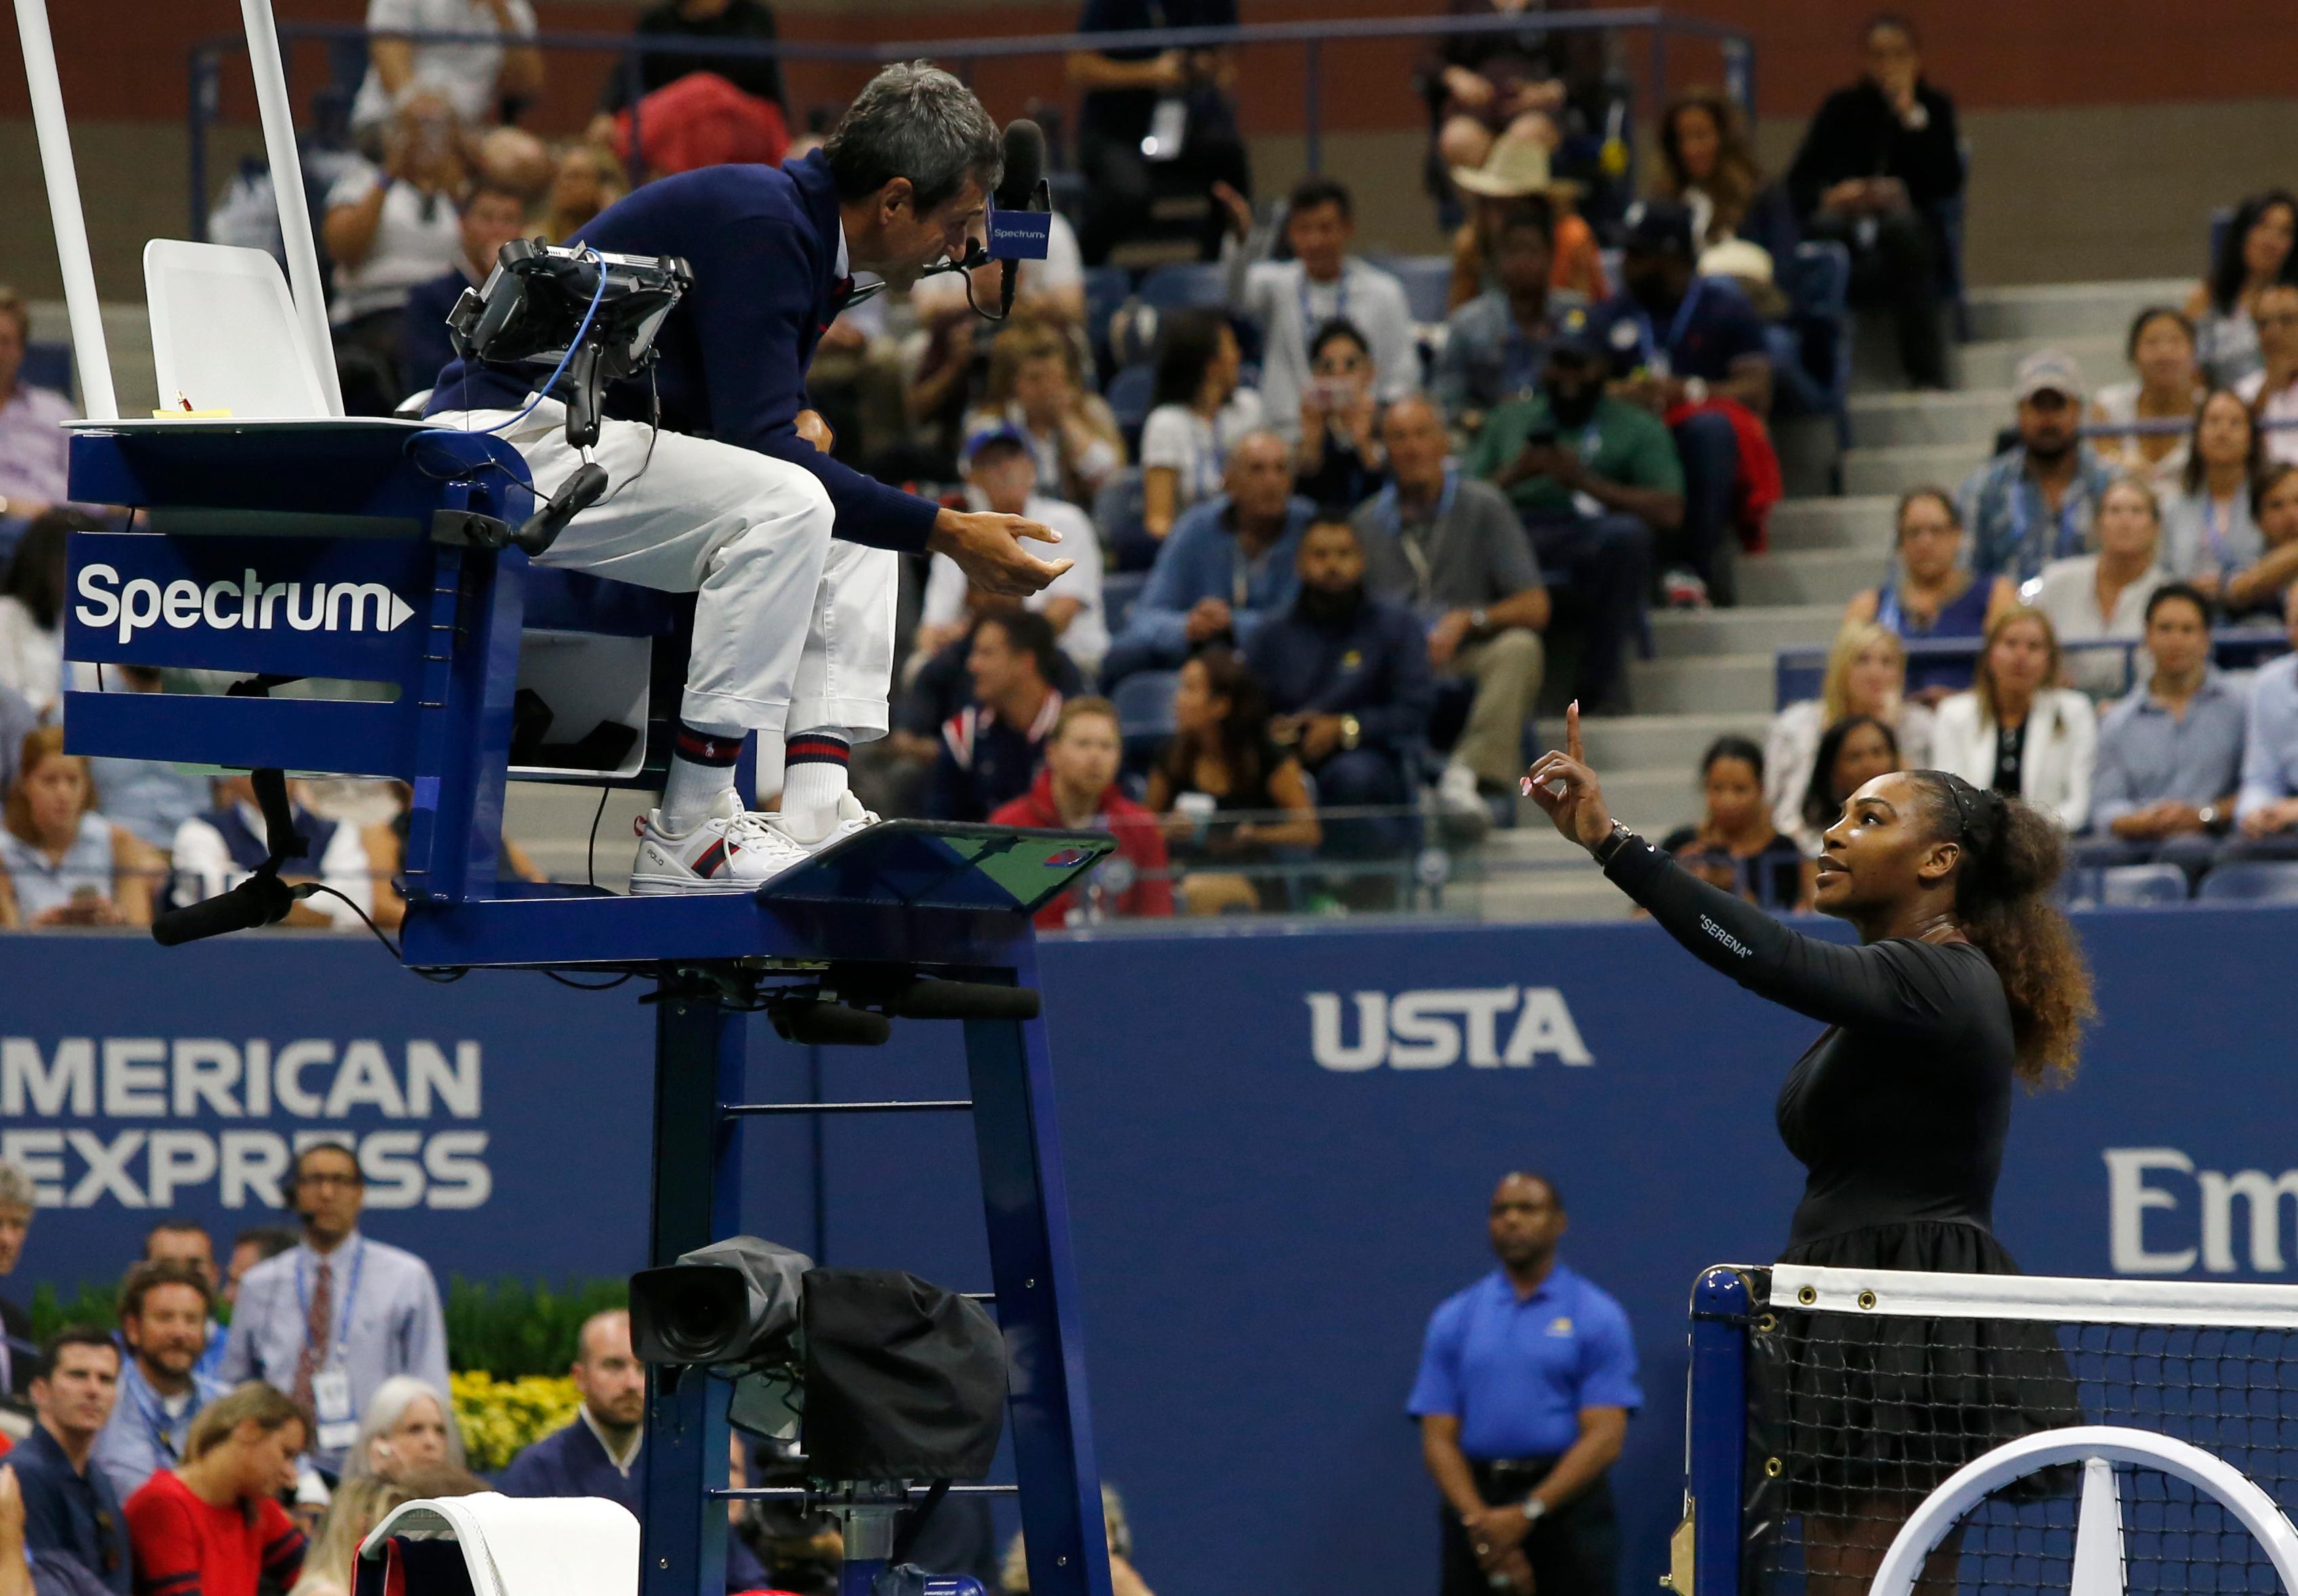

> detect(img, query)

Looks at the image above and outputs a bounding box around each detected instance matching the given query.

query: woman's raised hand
[1522,701,1618,852]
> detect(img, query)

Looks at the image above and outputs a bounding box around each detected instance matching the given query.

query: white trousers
[433,402,898,740]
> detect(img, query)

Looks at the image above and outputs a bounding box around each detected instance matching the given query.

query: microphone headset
[919,119,1050,322]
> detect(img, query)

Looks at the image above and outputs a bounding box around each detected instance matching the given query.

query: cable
[587,784,609,889]
[304,883,636,990]
[544,969,634,990]
[297,883,469,982]
[482,245,612,437]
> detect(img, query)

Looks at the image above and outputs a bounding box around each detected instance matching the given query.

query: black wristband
[1591,821,1638,867]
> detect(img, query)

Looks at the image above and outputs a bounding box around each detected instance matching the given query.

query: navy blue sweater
[424,154,940,553]
[1245,590,1434,753]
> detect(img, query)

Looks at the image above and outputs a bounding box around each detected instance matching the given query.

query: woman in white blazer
[1931,605,2097,832]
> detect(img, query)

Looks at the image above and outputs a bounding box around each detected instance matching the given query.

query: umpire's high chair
[12,3,1116,1593]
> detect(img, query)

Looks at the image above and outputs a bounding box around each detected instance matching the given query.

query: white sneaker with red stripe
[776,790,880,855]
[629,789,810,896]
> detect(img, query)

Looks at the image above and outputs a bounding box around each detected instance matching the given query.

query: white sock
[780,728,852,839]
[661,721,744,830]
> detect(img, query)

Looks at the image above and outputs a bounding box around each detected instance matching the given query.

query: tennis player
[1526,702,2090,1593]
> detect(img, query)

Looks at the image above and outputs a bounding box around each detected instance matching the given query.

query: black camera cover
[799,1269,1006,1481]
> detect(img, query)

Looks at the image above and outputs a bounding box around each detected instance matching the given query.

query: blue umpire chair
[17,5,1119,1594]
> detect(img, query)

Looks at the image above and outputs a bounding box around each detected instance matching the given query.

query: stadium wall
[0,1,2289,301]
[1,905,2287,1595]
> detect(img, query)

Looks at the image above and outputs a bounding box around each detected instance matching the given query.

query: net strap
[1771,1264,2298,1328]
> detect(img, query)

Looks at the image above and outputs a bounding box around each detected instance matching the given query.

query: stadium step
[1650,603,1843,659]
[1843,440,1991,497]
[1770,496,1898,552]
[1736,548,1879,608]
[1849,388,2011,450]
[1629,652,1774,715]
[1950,332,2123,391]
[1574,712,1770,774]
[1963,278,2190,343]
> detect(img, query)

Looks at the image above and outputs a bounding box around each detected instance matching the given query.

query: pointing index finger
[1566,700,1584,765]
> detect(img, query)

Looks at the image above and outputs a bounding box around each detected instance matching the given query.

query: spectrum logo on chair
[75,563,417,642]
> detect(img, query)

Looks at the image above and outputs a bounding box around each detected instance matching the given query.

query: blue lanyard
[2005,474,2084,568]
[1875,574,1903,633]
[2201,495,2236,571]
[1299,271,1349,346]
[1499,320,1541,399]
[1635,278,1705,371]
[1377,469,1461,604]
[1196,413,1228,502]
[126,1364,200,1464]
[294,1240,367,1366]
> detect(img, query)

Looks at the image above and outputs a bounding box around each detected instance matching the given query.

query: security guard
[1408,1172,1640,1596]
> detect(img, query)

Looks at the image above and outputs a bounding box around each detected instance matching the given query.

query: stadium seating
[2196,862,2298,904]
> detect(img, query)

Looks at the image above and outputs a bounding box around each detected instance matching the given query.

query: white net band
[1772,1265,2298,1330]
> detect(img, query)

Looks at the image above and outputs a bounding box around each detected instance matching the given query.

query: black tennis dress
[1604,837,2079,1511]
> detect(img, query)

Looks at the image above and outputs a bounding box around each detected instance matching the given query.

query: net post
[1684,1265,1750,1596]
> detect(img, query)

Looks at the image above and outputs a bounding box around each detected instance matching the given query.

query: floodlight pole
[11,0,117,419]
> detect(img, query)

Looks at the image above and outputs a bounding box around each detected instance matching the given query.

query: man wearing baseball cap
[913,424,1109,678]
[1463,308,1683,714]
[1593,198,1774,609]
[1957,349,2117,583]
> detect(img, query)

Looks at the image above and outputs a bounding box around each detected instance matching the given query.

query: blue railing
[185,8,1756,240]
[1774,626,2291,709]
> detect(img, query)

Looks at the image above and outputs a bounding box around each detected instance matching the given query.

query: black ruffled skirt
[1751,1220,2083,1519]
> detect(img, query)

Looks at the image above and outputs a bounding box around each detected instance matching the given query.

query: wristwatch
[1469,606,1490,635]
[1682,375,1709,405]
[1340,714,1362,751]
[1591,820,1639,866]
[1522,1497,1549,1524]
[2200,803,2224,832]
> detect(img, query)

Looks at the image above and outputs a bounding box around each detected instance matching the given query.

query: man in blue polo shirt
[1409,1173,1639,1596]
[1595,199,1772,610]
[13,1330,128,1596]
[499,1309,646,1511]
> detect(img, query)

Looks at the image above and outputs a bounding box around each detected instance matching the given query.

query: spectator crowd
[3,5,2298,925]
[0,1142,1169,1596]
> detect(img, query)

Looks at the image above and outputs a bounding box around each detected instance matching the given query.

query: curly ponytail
[1912,773,2095,1088]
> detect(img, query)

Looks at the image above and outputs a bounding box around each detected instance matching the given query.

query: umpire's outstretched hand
[929,507,1074,597]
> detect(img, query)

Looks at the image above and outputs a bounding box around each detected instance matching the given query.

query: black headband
[1942,776,2001,843]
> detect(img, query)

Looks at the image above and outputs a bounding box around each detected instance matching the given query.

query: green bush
[27,1275,627,1379]
[27,1281,119,1341]
[440,1277,629,1377]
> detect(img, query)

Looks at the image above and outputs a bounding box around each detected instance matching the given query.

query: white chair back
[144,239,331,418]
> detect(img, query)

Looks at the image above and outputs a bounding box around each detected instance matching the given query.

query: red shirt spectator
[126,1473,301,1596]
[125,1387,308,1596]
[989,699,1175,929]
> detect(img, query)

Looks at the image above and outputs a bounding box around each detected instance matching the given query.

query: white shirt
[349,0,539,131]
[1235,256,1419,443]
[920,492,1108,670]
[0,595,60,718]
[1140,390,1266,513]
[1931,688,2099,833]
[2238,368,2298,465]
[908,211,1084,318]
[2089,380,2194,483]
[2029,554,2168,699]
[1763,697,1936,854]
[326,163,465,323]
[963,400,1121,502]
[169,801,376,929]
